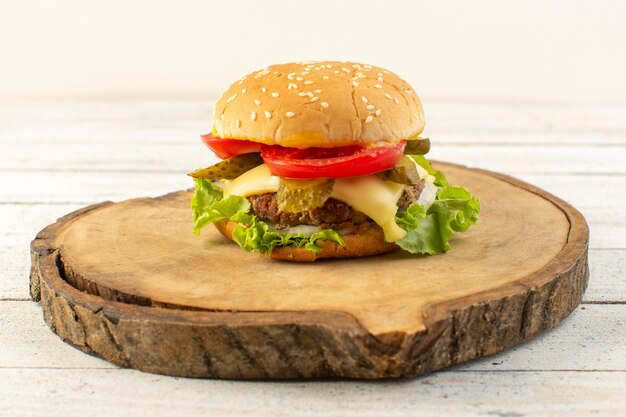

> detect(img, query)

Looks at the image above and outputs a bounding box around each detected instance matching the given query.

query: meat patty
[248,181,425,230]
[397,180,425,209]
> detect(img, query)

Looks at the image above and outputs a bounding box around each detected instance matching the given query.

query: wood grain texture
[46,163,573,335]
[1,99,623,414]
[2,368,625,417]
[3,142,626,174]
[4,302,625,371]
[3,199,618,302]
[3,171,624,210]
[29,163,589,379]
[3,101,626,144]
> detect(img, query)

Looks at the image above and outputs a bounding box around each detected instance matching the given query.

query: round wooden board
[30,162,589,379]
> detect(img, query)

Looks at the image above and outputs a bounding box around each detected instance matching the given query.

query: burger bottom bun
[213,219,398,262]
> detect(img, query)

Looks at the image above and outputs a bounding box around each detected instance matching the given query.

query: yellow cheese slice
[224,164,408,241]
[223,164,280,197]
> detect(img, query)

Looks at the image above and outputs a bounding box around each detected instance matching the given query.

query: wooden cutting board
[29,162,589,379]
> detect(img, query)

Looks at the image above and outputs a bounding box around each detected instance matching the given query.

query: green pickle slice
[376,156,422,185]
[404,137,431,155]
[277,178,335,213]
[188,153,263,180]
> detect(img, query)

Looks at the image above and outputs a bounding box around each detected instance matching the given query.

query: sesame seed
[220,114,225,120]
[384,93,393,100]
[323,75,330,80]
[334,70,340,74]
[365,115,374,123]
[404,89,413,95]
[352,81,359,87]
[377,72,383,76]
[241,88,247,94]
[285,111,296,118]
[366,104,375,110]
[251,111,257,121]
[301,71,310,75]
[254,99,262,105]
[296,77,303,81]
[375,109,382,117]
[298,92,308,97]
[361,96,368,103]
[314,67,321,71]
[320,101,329,108]
[342,67,351,73]
[326,64,333,68]
[394,97,400,104]
[271,92,280,97]
[288,83,298,90]
[377,77,383,82]
[314,89,322,94]
[264,111,272,119]
[374,84,383,89]
[304,80,314,85]
[310,96,319,102]
[307,92,314,97]
[227,93,237,102]
[261,87,267,93]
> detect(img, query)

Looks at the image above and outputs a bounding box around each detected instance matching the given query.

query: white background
[2,0,626,103]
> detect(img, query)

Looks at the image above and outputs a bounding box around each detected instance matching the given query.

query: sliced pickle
[377,156,422,185]
[277,178,335,213]
[187,153,263,180]
[404,137,431,155]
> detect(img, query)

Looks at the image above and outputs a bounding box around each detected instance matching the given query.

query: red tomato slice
[201,133,263,159]
[261,141,406,179]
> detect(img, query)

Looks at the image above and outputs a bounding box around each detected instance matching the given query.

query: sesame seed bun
[212,61,425,148]
[213,219,398,262]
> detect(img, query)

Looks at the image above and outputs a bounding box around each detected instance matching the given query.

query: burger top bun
[212,61,425,148]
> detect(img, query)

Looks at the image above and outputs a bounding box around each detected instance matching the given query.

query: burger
[189,61,479,261]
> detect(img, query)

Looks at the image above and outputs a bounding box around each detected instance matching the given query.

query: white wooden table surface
[1,100,625,416]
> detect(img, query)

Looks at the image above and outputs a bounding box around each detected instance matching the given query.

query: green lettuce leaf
[191,178,223,224]
[411,155,448,187]
[306,230,345,253]
[395,157,480,254]
[232,221,345,255]
[191,178,251,235]
[395,203,426,229]
[192,156,479,257]
[191,178,345,254]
